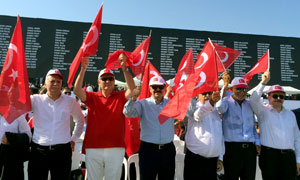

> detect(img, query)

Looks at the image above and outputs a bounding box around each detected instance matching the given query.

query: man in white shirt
[184,91,223,180]
[28,69,84,180]
[250,71,300,180]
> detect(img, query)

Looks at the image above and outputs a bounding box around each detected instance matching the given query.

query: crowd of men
[1,53,300,180]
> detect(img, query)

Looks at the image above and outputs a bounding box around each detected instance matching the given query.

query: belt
[261,145,294,154]
[225,142,254,149]
[141,141,173,150]
[32,142,70,151]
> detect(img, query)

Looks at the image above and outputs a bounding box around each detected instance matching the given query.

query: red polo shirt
[82,90,127,153]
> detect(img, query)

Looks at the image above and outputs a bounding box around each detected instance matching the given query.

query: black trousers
[28,142,72,180]
[139,141,176,180]
[224,142,257,180]
[0,145,24,180]
[259,145,297,180]
[184,148,218,180]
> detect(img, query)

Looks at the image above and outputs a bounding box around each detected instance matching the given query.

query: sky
[0,0,300,38]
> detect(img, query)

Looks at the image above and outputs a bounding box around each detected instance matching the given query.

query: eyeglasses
[101,77,115,81]
[64,92,71,95]
[151,85,165,90]
[236,88,247,92]
[202,92,213,96]
[272,94,284,99]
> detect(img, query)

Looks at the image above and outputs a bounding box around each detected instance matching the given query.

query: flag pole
[149,29,152,37]
[267,49,270,71]
[208,38,226,71]
[208,38,220,92]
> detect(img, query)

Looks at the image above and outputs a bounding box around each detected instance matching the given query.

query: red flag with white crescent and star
[128,36,151,80]
[0,16,32,124]
[67,3,103,87]
[243,50,270,84]
[158,42,219,124]
[172,48,194,94]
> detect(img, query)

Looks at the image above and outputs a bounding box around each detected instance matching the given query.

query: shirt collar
[149,96,165,105]
[97,90,117,97]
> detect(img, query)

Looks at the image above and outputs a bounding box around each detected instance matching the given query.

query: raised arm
[74,57,89,102]
[119,53,136,100]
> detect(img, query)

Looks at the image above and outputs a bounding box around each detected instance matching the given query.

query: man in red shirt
[74,55,135,180]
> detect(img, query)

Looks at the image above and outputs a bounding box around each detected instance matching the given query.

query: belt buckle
[242,144,249,148]
[158,144,163,150]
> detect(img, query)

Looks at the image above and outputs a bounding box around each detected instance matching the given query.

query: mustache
[154,90,162,93]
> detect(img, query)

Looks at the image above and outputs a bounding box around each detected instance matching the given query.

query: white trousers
[85,148,125,180]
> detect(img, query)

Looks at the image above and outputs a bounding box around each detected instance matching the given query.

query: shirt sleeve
[17,115,32,142]
[123,100,142,118]
[194,101,214,122]
[70,99,84,142]
[250,84,265,118]
[215,97,229,114]
[293,113,300,163]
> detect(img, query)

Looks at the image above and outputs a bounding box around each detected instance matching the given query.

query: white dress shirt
[0,114,32,145]
[186,99,224,160]
[31,93,84,145]
[250,83,300,162]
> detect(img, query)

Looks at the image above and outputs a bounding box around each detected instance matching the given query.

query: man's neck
[47,92,61,101]
[232,95,244,106]
[102,89,113,98]
[272,105,283,112]
[153,96,163,103]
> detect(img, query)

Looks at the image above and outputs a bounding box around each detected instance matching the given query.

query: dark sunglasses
[151,85,165,90]
[202,92,213,96]
[64,92,71,95]
[272,94,284,99]
[236,88,247,92]
[101,77,115,81]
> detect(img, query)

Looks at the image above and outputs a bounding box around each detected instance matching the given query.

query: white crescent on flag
[176,73,189,91]
[133,50,145,66]
[194,72,206,89]
[247,63,260,75]
[81,25,99,53]
[180,61,187,71]
[3,43,18,72]
[220,52,229,63]
[195,53,208,69]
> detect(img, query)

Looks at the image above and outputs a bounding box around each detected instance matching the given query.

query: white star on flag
[8,69,18,81]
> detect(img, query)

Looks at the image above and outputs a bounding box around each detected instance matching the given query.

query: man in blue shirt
[123,76,175,180]
[216,73,260,180]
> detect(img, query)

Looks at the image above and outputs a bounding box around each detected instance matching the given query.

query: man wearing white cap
[74,54,135,180]
[250,71,300,180]
[216,73,260,180]
[123,76,176,180]
[28,69,84,180]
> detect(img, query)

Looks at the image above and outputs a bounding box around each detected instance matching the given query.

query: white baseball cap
[46,69,64,80]
[149,76,165,86]
[231,77,249,88]
[98,68,114,79]
[268,85,285,94]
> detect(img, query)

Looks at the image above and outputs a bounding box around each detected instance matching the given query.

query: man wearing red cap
[28,69,84,180]
[74,54,135,180]
[250,71,300,180]
[216,73,260,180]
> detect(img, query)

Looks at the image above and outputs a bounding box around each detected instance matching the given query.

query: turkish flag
[67,3,103,87]
[193,41,219,96]
[158,42,219,124]
[172,48,194,94]
[209,42,241,72]
[128,36,151,80]
[124,117,141,157]
[243,50,270,84]
[0,16,32,124]
[138,61,167,100]
[105,50,131,69]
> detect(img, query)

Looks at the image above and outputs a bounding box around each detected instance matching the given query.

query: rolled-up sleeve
[123,100,141,118]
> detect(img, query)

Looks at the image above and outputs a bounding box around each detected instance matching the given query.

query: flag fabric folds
[211,42,241,72]
[124,117,141,157]
[243,50,270,84]
[158,42,219,124]
[0,16,32,124]
[172,48,194,94]
[67,3,103,87]
[105,50,131,69]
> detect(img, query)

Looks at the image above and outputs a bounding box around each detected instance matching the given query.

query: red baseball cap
[46,69,64,80]
[98,68,114,79]
[268,85,285,94]
[231,77,249,88]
